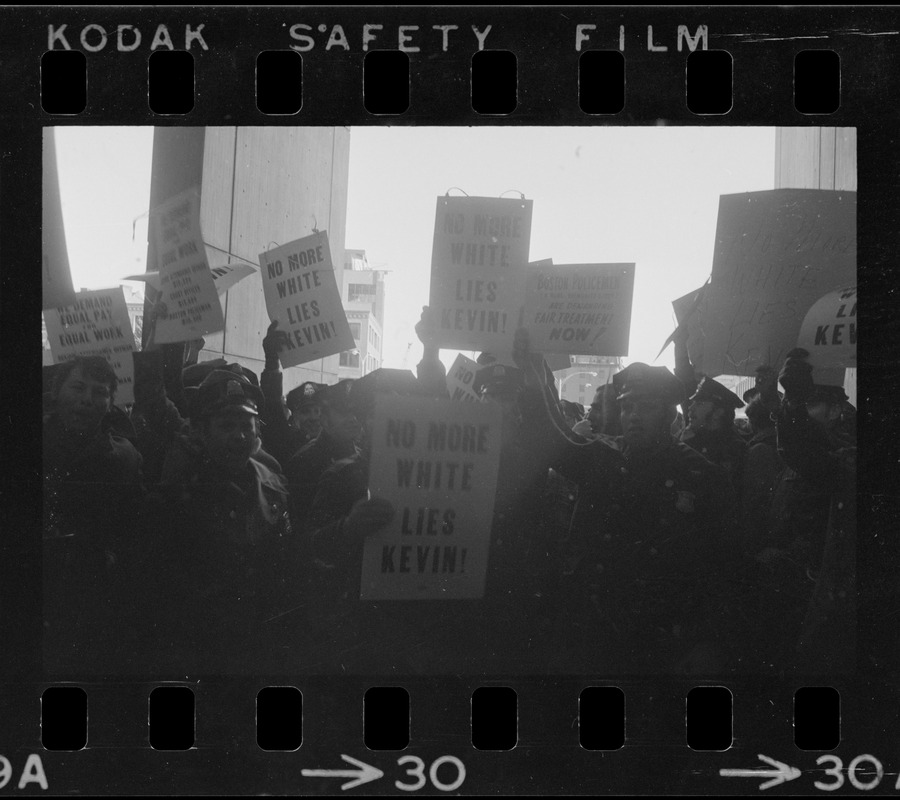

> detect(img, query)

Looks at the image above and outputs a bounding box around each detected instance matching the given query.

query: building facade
[337,248,386,380]
[145,126,352,394]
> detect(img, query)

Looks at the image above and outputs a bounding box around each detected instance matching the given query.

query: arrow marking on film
[719,754,801,791]
[301,754,384,790]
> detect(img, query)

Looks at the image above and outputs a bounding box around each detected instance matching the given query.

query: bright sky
[54,125,775,372]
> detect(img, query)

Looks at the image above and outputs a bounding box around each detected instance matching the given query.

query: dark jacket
[259,367,314,469]
[140,452,298,673]
[680,426,747,493]
[286,429,360,534]
[740,427,783,552]
[43,414,144,671]
[765,401,857,672]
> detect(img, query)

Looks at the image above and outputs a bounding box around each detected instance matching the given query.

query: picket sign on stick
[655,279,710,361]
[258,231,355,369]
[44,286,136,406]
[446,353,482,403]
[690,189,856,377]
[429,195,533,354]
[524,263,635,356]
[125,253,257,297]
[149,189,225,344]
[361,395,503,600]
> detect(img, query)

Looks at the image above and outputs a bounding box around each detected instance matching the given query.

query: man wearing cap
[754,349,856,672]
[284,378,361,533]
[43,355,144,671]
[260,320,327,468]
[300,366,446,671]
[142,363,296,672]
[514,330,746,674]
[467,359,579,671]
[681,376,748,491]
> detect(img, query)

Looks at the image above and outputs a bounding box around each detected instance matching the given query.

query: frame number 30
[395,755,466,792]
[814,754,892,792]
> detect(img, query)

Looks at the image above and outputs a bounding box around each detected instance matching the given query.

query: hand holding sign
[415,305,441,349]
[512,327,545,388]
[262,320,291,368]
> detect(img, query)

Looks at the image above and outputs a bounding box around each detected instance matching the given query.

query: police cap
[286,381,326,411]
[473,363,525,396]
[808,383,848,405]
[349,368,421,413]
[614,363,686,406]
[194,364,264,418]
[319,379,356,414]
[689,376,744,410]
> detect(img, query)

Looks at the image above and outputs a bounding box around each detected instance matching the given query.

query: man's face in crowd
[587,387,605,433]
[321,406,362,444]
[201,408,259,475]
[290,403,322,438]
[620,395,673,450]
[55,366,112,433]
[689,399,717,430]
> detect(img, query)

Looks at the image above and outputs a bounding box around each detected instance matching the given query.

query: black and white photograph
[41,125,857,678]
[9,4,899,794]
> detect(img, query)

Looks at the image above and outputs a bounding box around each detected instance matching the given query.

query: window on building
[348,283,376,302]
[339,350,360,368]
[349,322,361,339]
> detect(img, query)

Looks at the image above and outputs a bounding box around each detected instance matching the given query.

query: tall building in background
[337,248,386,380]
[145,127,351,392]
[556,355,623,408]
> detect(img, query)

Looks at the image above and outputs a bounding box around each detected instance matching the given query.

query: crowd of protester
[42,306,856,676]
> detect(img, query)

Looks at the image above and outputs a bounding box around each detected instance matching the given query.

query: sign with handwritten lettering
[429,195,532,353]
[259,231,355,368]
[362,396,502,600]
[690,189,856,376]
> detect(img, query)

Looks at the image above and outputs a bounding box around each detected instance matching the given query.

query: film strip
[5,4,897,795]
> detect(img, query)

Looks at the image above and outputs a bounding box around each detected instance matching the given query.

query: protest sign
[691,189,856,376]
[361,395,503,600]
[149,189,225,344]
[524,263,635,356]
[446,353,482,403]
[125,253,256,297]
[797,286,857,369]
[429,195,533,353]
[655,280,710,361]
[258,231,355,368]
[42,129,75,310]
[44,287,136,406]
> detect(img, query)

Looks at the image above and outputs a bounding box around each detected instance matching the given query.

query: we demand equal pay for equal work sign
[361,396,503,600]
[259,231,355,368]
[45,286,137,407]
